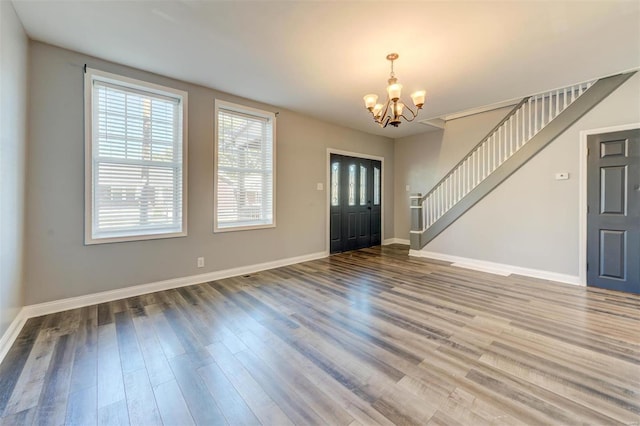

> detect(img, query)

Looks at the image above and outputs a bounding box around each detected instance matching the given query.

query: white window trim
[214,99,276,233]
[84,67,188,245]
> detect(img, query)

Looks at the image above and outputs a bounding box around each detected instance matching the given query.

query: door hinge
[587,205,589,213]
[587,148,590,156]
[586,262,589,271]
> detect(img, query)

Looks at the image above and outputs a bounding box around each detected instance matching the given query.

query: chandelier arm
[381,99,391,120]
[400,114,418,123]
[402,102,418,119]
[379,115,391,128]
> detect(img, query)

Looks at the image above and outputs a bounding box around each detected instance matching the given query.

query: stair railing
[411,80,596,236]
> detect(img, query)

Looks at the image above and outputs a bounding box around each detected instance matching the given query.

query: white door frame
[578,122,640,286]
[326,149,385,253]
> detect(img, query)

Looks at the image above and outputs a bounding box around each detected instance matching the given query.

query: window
[331,161,340,206]
[373,166,380,205]
[359,165,367,205]
[348,164,356,206]
[214,100,275,232]
[84,68,187,244]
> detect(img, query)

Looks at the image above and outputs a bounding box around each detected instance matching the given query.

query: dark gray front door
[587,129,640,293]
[330,154,382,253]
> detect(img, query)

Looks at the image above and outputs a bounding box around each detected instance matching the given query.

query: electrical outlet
[197,257,205,268]
[555,172,569,180]
[316,183,323,190]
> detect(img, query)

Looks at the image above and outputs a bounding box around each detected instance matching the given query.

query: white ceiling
[11,0,640,138]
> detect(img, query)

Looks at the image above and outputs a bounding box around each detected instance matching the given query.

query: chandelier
[363,53,426,128]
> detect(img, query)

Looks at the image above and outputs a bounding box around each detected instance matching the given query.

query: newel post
[409,193,423,250]
[410,193,423,232]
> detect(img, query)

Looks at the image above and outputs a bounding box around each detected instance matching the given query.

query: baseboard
[0,308,28,365]
[1,250,328,364]
[383,238,410,246]
[410,250,582,286]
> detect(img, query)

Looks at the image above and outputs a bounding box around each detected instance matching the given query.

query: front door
[587,129,640,293]
[330,154,382,253]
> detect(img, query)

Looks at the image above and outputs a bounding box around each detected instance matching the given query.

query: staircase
[409,72,635,251]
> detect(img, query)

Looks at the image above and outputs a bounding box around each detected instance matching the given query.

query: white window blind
[85,68,187,244]
[215,101,275,232]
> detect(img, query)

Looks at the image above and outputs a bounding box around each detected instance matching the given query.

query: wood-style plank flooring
[1,245,639,425]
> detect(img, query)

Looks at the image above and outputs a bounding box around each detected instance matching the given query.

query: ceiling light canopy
[363,53,426,128]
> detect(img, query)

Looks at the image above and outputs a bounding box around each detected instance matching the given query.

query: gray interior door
[330,154,381,253]
[587,129,640,293]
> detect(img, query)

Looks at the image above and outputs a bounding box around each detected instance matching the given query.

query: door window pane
[348,164,356,206]
[360,165,367,205]
[374,166,380,205]
[331,162,340,206]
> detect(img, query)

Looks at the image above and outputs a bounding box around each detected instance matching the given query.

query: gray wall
[393,130,443,241]
[397,73,640,277]
[24,42,394,305]
[0,2,28,336]
[394,107,512,239]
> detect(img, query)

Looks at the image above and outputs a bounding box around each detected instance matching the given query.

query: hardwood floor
[1,245,639,425]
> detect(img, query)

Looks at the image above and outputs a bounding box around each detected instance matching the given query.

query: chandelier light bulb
[387,83,402,101]
[372,103,384,117]
[363,94,378,110]
[411,90,426,108]
[393,102,404,117]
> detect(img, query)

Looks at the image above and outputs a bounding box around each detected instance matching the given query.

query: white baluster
[546,92,550,122]
[458,165,462,201]
[520,103,525,146]
[515,110,519,150]
[457,166,460,202]
[474,151,478,187]
[424,198,428,229]
[480,144,483,179]
[498,126,502,166]
[491,134,495,172]
[453,173,457,205]
[442,180,446,213]
[477,150,481,185]
[484,143,488,178]
[485,143,488,178]
[579,84,584,97]
[528,98,532,139]
[451,173,455,206]
[509,116,513,156]
[503,124,507,162]
[431,193,435,225]
[555,90,560,119]
[533,96,538,134]
[462,160,466,197]
[429,193,435,226]
[563,87,567,109]
[571,85,576,103]
[453,168,457,203]
[444,180,447,212]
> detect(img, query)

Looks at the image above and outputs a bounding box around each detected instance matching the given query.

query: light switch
[316,183,323,190]
[406,185,411,192]
[555,172,569,180]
